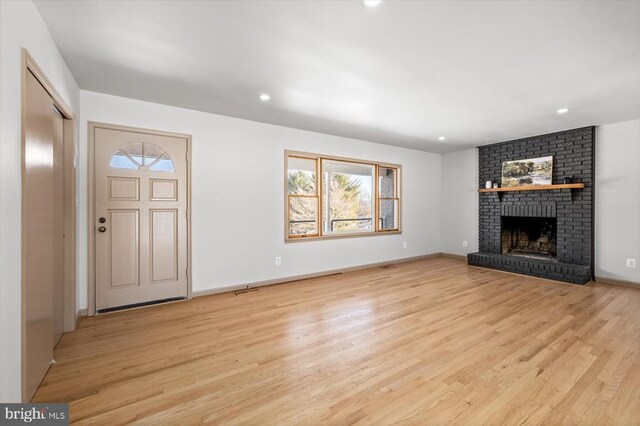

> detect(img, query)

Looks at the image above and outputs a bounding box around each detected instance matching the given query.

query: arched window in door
[109,142,175,172]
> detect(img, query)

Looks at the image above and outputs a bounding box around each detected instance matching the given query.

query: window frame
[285,150,402,242]
[286,154,320,238]
[377,165,400,232]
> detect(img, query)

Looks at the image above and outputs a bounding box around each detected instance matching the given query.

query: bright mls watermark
[1,404,68,425]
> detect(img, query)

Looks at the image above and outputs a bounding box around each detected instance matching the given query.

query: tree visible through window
[322,160,374,234]
[288,157,318,237]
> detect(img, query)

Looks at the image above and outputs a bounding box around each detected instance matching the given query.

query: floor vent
[234,287,259,296]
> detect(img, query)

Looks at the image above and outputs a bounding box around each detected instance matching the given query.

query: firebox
[501,216,557,260]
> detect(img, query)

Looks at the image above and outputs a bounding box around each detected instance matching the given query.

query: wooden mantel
[478,183,585,193]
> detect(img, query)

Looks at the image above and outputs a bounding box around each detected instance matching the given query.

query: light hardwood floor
[34,257,640,425]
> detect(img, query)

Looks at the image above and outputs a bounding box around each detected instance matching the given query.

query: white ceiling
[36,0,640,153]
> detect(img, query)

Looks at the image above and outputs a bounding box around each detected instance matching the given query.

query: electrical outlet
[402,242,408,249]
[462,241,468,248]
[627,258,637,268]
[275,256,282,266]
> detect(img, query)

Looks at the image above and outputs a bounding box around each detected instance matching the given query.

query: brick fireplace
[468,126,595,284]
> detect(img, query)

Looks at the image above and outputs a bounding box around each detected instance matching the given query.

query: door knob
[98,226,106,233]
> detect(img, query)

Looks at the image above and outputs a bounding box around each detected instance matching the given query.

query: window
[286,151,401,240]
[379,166,399,231]
[287,156,319,237]
[322,160,375,234]
[110,142,175,172]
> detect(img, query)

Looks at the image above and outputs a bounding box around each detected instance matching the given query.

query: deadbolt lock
[99,217,106,223]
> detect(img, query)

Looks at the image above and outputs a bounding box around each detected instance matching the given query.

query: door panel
[109,177,139,201]
[24,71,54,400]
[150,179,177,201]
[150,209,178,282]
[95,127,188,310]
[109,210,140,287]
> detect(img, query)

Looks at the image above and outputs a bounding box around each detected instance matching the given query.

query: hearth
[501,217,557,260]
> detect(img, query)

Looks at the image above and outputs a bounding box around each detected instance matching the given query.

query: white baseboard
[193,253,443,298]
[594,276,640,289]
[440,253,468,260]
[75,308,87,326]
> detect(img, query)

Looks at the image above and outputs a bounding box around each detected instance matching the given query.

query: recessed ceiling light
[259,93,270,102]
[362,0,382,8]
[556,107,569,114]
[438,136,446,141]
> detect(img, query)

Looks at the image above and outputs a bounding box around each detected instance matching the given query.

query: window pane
[322,160,375,234]
[379,167,396,198]
[379,199,399,230]
[110,150,139,169]
[149,154,176,172]
[121,143,143,166]
[289,197,318,236]
[288,157,316,195]
[144,143,166,166]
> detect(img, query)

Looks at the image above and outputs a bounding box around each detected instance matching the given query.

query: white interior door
[94,127,188,311]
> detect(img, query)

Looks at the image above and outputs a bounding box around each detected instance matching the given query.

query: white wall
[0,1,80,402]
[78,90,442,308]
[595,120,640,283]
[440,120,640,284]
[441,149,479,256]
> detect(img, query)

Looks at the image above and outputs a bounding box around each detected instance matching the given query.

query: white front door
[94,127,189,311]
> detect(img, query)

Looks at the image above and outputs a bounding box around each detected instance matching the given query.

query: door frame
[87,122,193,316]
[21,49,77,401]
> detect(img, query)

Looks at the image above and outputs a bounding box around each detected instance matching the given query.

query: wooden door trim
[88,121,193,316]
[21,48,77,401]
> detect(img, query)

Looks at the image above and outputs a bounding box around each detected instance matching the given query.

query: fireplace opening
[501,216,557,260]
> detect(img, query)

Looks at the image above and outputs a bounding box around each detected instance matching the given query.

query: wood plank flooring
[33,257,640,425]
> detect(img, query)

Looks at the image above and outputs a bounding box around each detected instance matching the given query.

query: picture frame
[501,156,553,187]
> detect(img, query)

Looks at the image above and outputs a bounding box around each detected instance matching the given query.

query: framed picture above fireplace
[501,155,553,187]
